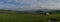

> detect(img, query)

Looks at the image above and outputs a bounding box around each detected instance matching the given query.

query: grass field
[0,13,40,22]
[0,13,60,22]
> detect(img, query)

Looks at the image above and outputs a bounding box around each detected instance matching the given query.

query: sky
[0,0,60,11]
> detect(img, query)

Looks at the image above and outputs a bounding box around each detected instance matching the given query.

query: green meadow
[0,13,60,22]
[0,10,60,22]
[0,13,40,22]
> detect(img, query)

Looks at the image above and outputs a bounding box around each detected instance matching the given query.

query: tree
[8,10,11,12]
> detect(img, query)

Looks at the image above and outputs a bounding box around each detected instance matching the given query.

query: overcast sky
[0,0,60,11]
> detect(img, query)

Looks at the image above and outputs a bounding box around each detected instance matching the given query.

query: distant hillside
[0,9,60,14]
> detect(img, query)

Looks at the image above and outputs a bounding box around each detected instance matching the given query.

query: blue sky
[0,0,60,11]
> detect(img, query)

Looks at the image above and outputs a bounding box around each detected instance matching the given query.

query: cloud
[0,0,60,11]
[37,0,60,10]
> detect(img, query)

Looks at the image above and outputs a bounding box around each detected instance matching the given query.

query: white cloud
[0,0,60,11]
